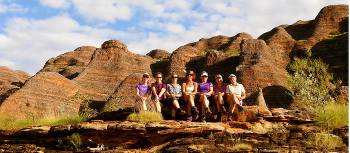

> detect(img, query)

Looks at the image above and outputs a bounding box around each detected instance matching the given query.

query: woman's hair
[154,72,162,77]
[185,70,196,81]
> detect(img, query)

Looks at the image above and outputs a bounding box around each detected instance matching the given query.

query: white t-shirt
[226,83,245,105]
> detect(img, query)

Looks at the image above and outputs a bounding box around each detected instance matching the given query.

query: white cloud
[0,15,124,74]
[39,0,70,9]
[0,0,347,74]
[71,0,133,22]
[0,2,27,14]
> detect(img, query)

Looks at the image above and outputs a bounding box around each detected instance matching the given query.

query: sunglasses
[143,76,149,78]
[155,76,162,78]
[201,76,208,77]
[172,76,178,78]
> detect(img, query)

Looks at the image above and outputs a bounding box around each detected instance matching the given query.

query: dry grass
[305,133,344,150]
[127,111,163,123]
[0,115,87,130]
[315,103,348,130]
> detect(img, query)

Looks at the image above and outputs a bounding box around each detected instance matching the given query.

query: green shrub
[287,58,335,113]
[127,111,163,123]
[305,133,344,150]
[314,103,348,130]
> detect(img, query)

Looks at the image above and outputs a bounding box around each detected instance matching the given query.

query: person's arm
[158,85,166,99]
[239,85,246,101]
[206,83,213,96]
[192,82,198,95]
[165,84,171,97]
[182,83,187,95]
[176,85,182,97]
[151,85,159,100]
[225,85,231,96]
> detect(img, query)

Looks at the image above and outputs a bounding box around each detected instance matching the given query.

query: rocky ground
[0,108,348,152]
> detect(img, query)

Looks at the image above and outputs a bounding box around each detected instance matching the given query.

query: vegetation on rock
[127,111,163,123]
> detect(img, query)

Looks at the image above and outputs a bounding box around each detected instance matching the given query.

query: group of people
[136,70,246,122]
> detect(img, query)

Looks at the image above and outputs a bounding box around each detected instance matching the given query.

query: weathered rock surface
[0,119,346,152]
[146,49,170,60]
[0,72,82,118]
[74,40,155,101]
[0,66,30,104]
[41,46,97,79]
[237,39,286,99]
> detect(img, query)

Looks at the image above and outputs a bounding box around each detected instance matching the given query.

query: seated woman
[182,70,199,121]
[166,73,186,117]
[136,73,151,111]
[151,72,166,113]
[213,74,227,121]
[226,74,246,121]
[197,71,213,122]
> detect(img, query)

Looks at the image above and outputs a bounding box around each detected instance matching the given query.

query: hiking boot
[176,108,186,116]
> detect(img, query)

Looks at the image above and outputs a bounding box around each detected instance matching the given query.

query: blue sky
[0,0,347,74]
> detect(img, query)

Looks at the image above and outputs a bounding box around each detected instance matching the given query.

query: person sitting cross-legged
[166,73,186,118]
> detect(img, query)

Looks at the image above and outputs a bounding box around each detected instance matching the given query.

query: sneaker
[200,116,206,123]
[205,107,212,115]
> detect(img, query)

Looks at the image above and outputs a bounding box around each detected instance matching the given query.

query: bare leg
[227,94,238,114]
[155,101,161,113]
[184,95,191,115]
[142,100,147,111]
[172,99,180,109]
[214,95,220,112]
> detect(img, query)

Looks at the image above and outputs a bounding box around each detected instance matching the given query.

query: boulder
[236,39,286,100]
[146,49,170,60]
[102,73,157,113]
[0,72,82,119]
[73,40,154,101]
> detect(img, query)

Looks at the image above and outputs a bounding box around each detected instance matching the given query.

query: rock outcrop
[146,49,170,60]
[41,46,97,79]
[0,66,30,104]
[74,40,155,101]
[0,72,82,118]
[0,117,345,152]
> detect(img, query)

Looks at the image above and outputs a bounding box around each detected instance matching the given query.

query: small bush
[315,103,348,130]
[287,58,335,113]
[127,111,163,123]
[305,133,344,150]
